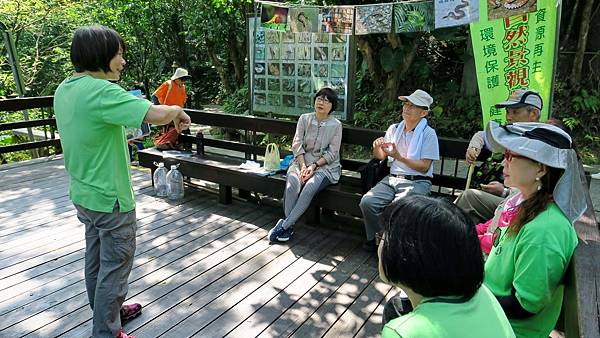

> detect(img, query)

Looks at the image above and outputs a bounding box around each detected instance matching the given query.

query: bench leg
[239,189,251,200]
[305,204,321,225]
[219,184,232,204]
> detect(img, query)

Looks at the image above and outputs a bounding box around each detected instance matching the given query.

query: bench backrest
[179,108,472,197]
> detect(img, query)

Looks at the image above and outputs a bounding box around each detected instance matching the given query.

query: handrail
[0,96,59,157]
[0,96,53,111]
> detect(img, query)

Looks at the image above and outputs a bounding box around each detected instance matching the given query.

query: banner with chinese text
[470,0,556,126]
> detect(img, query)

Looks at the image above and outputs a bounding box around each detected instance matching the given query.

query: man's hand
[466,147,481,164]
[174,111,191,132]
[373,137,385,149]
[480,181,505,196]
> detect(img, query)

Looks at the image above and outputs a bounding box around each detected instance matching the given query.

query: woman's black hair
[380,195,484,299]
[70,25,125,73]
[314,87,338,114]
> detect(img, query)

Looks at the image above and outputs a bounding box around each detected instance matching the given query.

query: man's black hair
[70,25,125,73]
[380,195,484,299]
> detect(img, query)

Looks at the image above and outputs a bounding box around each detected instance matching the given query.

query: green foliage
[222,84,250,115]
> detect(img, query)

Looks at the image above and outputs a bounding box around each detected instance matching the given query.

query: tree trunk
[228,31,244,88]
[461,33,479,96]
[571,0,595,88]
[561,0,580,50]
[356,37,380,83]
[207,41,233,93]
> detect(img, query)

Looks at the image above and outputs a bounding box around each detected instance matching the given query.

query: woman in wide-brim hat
[483,121,587,338]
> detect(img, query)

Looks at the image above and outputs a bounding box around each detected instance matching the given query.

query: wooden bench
[138,109,471,222]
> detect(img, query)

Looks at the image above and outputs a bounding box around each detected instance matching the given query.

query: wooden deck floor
[0,157,393,338]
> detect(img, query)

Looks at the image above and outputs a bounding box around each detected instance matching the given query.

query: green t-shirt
[54,75,151,213]
[382,285,515,338]
[484,203,578,338]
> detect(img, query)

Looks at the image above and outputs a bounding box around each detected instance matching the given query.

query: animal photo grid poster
[251,24,351,120]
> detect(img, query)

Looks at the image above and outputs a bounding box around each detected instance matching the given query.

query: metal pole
[1,21,38,158]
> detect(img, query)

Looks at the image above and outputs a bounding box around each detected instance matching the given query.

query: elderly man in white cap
[359,89,440,252]
[455,89,542,224]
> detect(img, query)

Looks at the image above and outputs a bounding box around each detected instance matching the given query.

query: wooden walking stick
[465,163,475,190]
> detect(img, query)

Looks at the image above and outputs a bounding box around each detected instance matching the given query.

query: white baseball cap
[398,89,433,110]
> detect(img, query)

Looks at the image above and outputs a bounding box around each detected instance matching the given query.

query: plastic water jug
[153,162,168,197]
[166,164,184,200]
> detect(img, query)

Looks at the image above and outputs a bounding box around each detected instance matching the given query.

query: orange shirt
[153,80,187,107]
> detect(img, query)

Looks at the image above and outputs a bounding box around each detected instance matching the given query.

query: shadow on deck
[0,156,391,338]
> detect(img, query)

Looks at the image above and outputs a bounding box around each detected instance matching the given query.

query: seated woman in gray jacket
[268,87,342,242]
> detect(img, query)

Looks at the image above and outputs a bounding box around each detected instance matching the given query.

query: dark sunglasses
[503,150,528,162]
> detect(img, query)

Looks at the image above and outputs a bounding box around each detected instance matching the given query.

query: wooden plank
[0,139,61,154]
[150,226,324,337]
[0,198,260,333]
[55,212,279,338]
[256,245,371,337]
[353,286,396,338]
[196,230,357,337]
[291,256,379,337]
[323,275,394,338]
[0,118,56,132]
[0,96,53,111]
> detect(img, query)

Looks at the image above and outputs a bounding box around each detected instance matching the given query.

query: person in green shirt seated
[378,195,515,338]
[483,122,586,338]
[54,25,191,338]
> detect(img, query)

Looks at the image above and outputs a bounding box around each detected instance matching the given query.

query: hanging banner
[261,3,289,31]
[394,1,435,33]
[355,4,393,35]
[435,0,479,28]
[320,6,355,34]
[289,7,320,33]
[488,0,537,21]
[470,0,556,126]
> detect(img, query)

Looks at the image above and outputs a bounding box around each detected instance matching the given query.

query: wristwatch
[502,187,510,198]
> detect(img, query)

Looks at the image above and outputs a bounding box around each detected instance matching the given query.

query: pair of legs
[359,175,432,241]
[454,188,504,225]
[75,203,137,337]
[281,170,332,229]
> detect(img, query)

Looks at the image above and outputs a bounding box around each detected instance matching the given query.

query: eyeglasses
[402,101,416,108]
[503,150,528,162]
[316,96,331,104]
[492,227,502,247]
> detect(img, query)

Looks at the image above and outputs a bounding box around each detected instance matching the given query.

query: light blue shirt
[384,121,439,177]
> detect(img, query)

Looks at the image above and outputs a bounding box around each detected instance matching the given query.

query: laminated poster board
[249,17,352,121]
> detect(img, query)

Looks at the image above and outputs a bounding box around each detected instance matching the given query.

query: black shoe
[362,239,377,252]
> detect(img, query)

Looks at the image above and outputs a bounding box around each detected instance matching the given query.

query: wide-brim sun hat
[398,89,433,110]
[486,121,587,224]
[171,68,191,80]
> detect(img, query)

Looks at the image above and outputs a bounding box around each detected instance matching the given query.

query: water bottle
[166,164,184,200]
[153,162,168,197]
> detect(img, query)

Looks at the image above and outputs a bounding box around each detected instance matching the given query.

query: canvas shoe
[276,226,294,242]
[120,303,142,324]
[115,328,135,338]
[268,219,286,242]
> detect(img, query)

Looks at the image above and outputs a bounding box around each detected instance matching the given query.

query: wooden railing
[0,96,61,156]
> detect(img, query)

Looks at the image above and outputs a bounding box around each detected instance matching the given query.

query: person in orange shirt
[151,68,192,149]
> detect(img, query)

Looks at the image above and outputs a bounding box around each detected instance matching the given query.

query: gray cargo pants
[75,202,137,338]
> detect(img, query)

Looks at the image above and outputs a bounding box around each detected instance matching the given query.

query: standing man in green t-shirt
[54,25,191,338]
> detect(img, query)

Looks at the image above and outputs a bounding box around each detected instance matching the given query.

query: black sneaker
[362,239,378,252]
